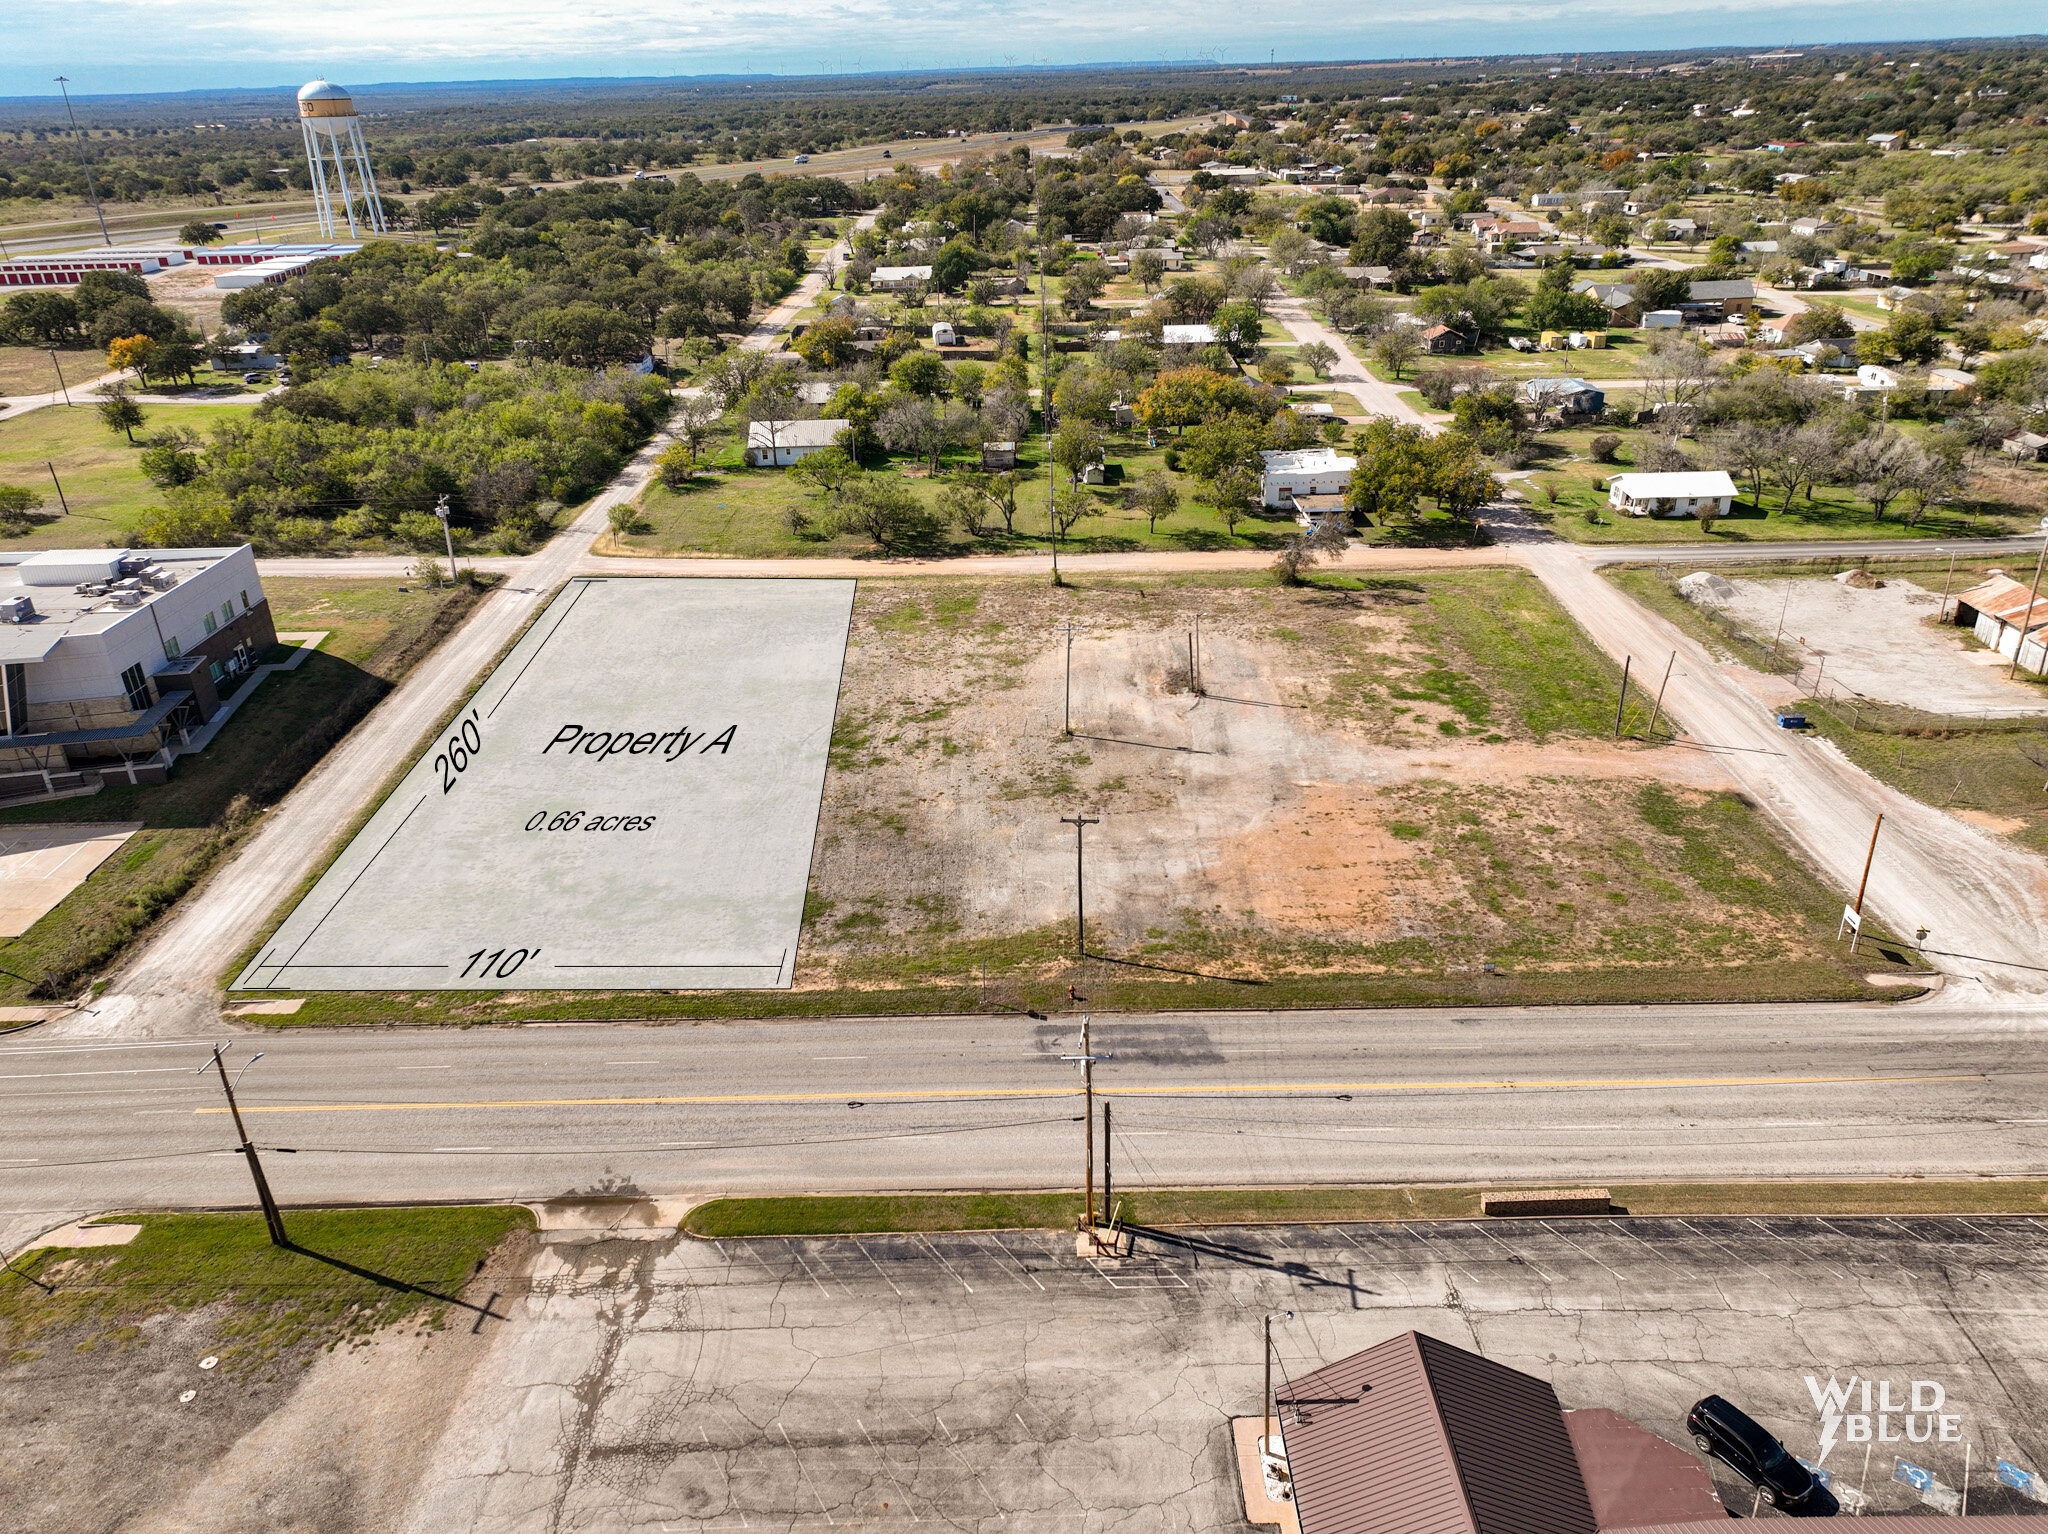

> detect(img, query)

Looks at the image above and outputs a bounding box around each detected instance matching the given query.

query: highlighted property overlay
[234,577,855,991]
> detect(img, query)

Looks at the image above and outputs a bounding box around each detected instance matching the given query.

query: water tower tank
[296,78,386,239]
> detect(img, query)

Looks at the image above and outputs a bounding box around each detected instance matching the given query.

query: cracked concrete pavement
[393,1217,2048,1530]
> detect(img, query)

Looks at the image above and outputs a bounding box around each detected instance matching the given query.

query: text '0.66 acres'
[234,577,855,991]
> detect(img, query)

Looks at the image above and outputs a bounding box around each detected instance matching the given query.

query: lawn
[683,1180,2048,1237]
[612,433,1331,560]
[1516,424,2040,545]
[0,346,99,397]
[0,400,253,550]
[0,576,487,1002]
[1,1206,532,1370]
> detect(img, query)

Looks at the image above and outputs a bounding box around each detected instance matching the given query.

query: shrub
[1589,434,1622,464]
[0,483,45,525]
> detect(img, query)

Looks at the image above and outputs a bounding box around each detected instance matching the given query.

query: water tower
[297,79,386,239]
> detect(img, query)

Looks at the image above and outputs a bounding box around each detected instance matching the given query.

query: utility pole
[1059,1015,1111,1234]
[1038,237,1061,585]
[2009,529,2048,681]
[1057,621,1078,735]
[1644,650,1676,739]
[1849,812,1883,955]
[55,78,112,248]
[1265,1313,1274,1452]
[1060,813,1100,957]
[1612,655,1632,740]
[48,351,71,406]
[1935,549,1956,623]
[46,463,69,515]
[202,1045,287,1247]
[433,493,458,585]
[1190,612,1211,695]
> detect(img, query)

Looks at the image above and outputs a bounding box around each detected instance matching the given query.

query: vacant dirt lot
[799,572,1911,1001]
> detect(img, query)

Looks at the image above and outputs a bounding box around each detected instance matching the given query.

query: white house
[1606,470,1738,519]
[1260,448,1356,509]
[869,265,933,292]
[744,419,848,467]
[1161,323,1220,346]
[1856,364,1901,390]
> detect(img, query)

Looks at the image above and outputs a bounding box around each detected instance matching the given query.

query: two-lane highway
[6,1003,2044,1245]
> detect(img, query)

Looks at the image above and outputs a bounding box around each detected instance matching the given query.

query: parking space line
[1470,1224,1559,1283]
[1538,1221,1627,1283]
[852,1239,905,1299]
[916,1234,975,1294]
[972,1233,1047,1293]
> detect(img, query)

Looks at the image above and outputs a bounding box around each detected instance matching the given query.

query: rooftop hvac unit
[110,589,144,608]
[0,595,34,623]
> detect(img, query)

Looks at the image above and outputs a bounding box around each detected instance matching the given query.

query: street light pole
[202,1045,287,1247]
[1038,237,1061,586]
[55,77,112,249]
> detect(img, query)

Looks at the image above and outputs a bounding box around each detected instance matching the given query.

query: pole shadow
[1070,733,1211,755]
[283,1242,509,1322]
[1088,951,1265,985]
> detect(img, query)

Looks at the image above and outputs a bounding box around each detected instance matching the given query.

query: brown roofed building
[1278,1331,1597,1534]
[1562,1410,1724,1528]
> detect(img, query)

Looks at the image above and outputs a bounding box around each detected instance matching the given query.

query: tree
[98,388,146,444]
[889,350,951,398]
[1630,266,1692,316]
[0,484,46,527]
[657,442,700,489]
[1050,419,1107,488]
[1785,303,1853,346]
[1427,433,1498,522]
[1298,341,1338,380]
[1179,417,1265,486]
[1061,261,1109,318]
[1349,207,1417,269]
[1371,327,1419,381]
[1052,363,1117,426]
[1049,488,1094,539]
[1872,309,1941,366]
[1634,332,1719,412]
[831,476,948,551]
[1347,418,1435,525]
[1207,464,1262,534]
[106,334,158,382]
[1130,471,1179,532]
[792,314,859,369]
[878,395,971,475]
[1266,227,1315,276]
[0,291,82,347]
[1131,251,1167,293]
[1710,421,1789,507]
[668,393,722,462]
[138,428,203,488]
[1273,511,1351,584]
[1523,262,1608,334]
[1840,428,1916,521]
[788,444,860,500]
[952,470,1020,535]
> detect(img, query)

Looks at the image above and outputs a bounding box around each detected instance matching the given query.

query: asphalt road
[6,1002,2045,1244]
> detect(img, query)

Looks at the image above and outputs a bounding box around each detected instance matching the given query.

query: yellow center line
[198,1072,1977,1115]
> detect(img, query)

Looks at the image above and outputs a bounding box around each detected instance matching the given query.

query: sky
[5,0,2042,98]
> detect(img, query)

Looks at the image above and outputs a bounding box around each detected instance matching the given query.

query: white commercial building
[0,547,274,800]
[1161,324,1220,346]
[1606,471,1738,519]
[1260,447,1356,509]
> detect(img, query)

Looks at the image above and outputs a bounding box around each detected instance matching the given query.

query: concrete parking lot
[394,1215,2048,1530]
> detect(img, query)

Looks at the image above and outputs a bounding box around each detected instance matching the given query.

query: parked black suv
[1686,1395,1837,1515]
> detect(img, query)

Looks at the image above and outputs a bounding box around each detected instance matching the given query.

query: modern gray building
[0,546,275,800]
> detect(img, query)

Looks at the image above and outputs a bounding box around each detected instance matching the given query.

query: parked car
[881,149,892,158]
[1687,1396,1836,1515]
[241,372,265,384]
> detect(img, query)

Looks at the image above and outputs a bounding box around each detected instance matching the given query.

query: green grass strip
[684,1181,2048,1238]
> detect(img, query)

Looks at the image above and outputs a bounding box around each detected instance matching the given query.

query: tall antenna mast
[54,77,111,248]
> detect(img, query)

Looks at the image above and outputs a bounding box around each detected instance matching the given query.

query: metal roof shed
[1280,1331,1596,1534]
